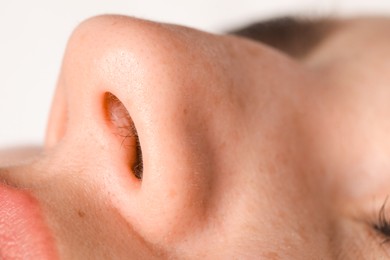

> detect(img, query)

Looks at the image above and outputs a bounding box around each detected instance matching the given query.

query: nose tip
[45,15,170,150]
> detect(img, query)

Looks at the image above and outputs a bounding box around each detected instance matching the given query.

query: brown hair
[229,17,336,58]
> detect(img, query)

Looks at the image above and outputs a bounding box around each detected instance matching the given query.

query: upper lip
[0,182,58,259]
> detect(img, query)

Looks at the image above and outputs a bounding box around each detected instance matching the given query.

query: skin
[1,15,390,259]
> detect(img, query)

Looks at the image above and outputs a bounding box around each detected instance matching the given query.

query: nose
[41,15,226,246]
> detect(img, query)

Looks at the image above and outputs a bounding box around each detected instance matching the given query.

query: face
[2,15,390,259]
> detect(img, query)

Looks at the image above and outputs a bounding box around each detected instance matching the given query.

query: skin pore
[1,14,390,258]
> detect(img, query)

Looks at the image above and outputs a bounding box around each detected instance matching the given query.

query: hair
[229,17,336,58]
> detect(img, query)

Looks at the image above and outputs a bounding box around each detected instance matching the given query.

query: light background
[1,0,390,147]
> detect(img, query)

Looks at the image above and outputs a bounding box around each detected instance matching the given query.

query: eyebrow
[228,16,337,58]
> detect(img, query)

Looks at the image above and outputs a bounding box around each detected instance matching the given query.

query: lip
[0,183,58,259]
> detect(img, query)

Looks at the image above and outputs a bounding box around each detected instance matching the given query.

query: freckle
[219,141,227,149]
[183,108,188,115]
[77,210,86,218]
[169,189,177,199]
[263,251,280,259]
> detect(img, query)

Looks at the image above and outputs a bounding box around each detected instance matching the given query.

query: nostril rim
[104,92,143,180]
[45,85,68,149]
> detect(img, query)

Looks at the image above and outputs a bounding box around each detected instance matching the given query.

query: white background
[1,0,390,148]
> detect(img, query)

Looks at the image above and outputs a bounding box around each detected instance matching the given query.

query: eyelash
[373,197,390,244]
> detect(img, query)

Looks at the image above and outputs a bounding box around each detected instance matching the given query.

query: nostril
[104,92,134,137]
[104,92,143,180]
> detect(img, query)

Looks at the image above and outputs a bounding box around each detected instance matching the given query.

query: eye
[373,197,390,244]
[104,92,143,180]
